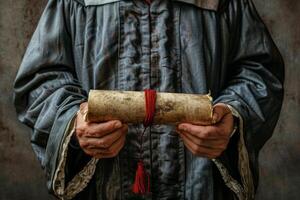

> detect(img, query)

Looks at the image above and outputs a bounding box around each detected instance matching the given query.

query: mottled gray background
[0,0,299,199]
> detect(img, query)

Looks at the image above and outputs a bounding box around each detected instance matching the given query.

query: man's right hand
[74,102,128,159]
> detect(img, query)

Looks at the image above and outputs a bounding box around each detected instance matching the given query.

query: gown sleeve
[213,0,284,199]
[13,0,98,198]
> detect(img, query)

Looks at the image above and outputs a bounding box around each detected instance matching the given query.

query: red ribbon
[132,89,156,195]
[143,89,157,127]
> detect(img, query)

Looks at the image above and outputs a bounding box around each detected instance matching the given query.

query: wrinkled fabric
[13,0,284,199]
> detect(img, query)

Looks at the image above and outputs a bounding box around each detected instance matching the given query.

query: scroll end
[205,91,214,124]
[206,90,213,101]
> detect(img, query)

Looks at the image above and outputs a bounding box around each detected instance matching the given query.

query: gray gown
[13,0,284,199]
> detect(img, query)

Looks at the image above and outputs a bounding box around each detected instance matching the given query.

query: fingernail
[114,121,122,128]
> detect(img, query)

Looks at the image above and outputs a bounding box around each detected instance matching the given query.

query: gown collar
[83,0,219,11]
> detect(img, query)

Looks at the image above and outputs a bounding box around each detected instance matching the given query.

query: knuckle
[109,121,119,129]
[75,127,84,136]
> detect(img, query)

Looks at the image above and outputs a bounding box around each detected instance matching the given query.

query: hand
[74,102,128,159]
[176,103,234,159]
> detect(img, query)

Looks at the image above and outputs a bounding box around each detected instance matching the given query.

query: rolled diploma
[87,90,213,125]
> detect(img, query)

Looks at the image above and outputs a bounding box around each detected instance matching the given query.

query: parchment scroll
[87,90,213,125]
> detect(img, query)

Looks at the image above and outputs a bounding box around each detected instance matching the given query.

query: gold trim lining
[212,105,255,200]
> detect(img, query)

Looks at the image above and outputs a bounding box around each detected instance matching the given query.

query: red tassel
[132,160,150,195]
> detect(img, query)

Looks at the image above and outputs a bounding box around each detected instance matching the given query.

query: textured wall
[0,0,299,199]
[253,1,300,199]
[0,0,54,199]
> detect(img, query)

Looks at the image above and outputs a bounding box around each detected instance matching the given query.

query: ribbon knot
[143,89,157,127]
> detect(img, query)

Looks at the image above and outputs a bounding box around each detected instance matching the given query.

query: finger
[78,120,123,138]
[179,133,220,159]
[75,102,88,124]
[79,102,88,112]
[106,133,126,155]
[82,125,127,149]
[177,123,226,140]
[76,108,88,125]
[79,102,88,119]
[90,134,126,158]
[212,103,231,124]
[178,131,228,150]
[88,120,123,137]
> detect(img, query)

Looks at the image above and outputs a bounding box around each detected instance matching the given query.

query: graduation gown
[13,0,284,199]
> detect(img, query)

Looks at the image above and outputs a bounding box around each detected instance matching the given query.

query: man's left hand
[176,103,234,159]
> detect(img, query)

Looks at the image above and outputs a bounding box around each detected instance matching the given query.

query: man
[13,0,284,199]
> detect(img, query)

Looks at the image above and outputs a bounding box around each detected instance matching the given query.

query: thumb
[212,103,231,124]
[79,101,88,121]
